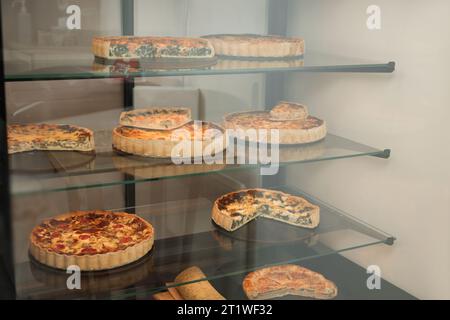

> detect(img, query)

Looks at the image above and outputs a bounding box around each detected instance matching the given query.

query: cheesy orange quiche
[202,34,304,58]
[270,101,309,121]
[92,36,215,60]
[7,124,95,154]
[113,121,227,158]
[212,189,320,232]
[119,107,192,130]
[30,210,154,271]
[243,265,338,300]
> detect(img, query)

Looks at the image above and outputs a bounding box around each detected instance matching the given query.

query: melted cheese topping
[225,112,323,130]
[31,211,153,256]
[120,108,190,129]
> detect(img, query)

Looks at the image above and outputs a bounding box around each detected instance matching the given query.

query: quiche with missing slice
[243,265,338,300]
[212,189,320,232]
[92,36,215,60]
[7,124,95,154]
[120,107,191,130]
[202,34,304,58]
[30,210,154,271]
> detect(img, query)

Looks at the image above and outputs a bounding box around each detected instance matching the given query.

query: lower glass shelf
[14,186,394,300]
[10,133,390,196]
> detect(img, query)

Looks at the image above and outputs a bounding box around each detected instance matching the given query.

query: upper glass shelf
[10,133,390,196]
[4,49,395,81]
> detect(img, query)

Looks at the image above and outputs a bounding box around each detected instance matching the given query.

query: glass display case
[0,0,416,300]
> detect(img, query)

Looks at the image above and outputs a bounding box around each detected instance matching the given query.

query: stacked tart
[30,210,154,271]
[113,108,227,158]
[212,189,320,232]
[224,102,326,144]
[92,36,215,60]
[243,265,338,300]
[202,34,304,58]
[7,124,95,154]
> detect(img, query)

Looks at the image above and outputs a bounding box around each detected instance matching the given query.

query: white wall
[285,0,450,299]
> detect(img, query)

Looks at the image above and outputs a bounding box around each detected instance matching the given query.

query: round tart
[120,107,191,130]
[202,34,304,58]
[243,264,338,300]
[212,189,320,232]
[224,111,326,145]
[7,124,95,154]
[113,121,228,158]
[30,210,154,271]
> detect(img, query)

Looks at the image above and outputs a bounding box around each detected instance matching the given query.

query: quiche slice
[270,101,309,121]
[212,189,320,232]
[92,36,215,60]
[243,265,338,300]
[7,124,95,154]
[202,34,304,58]
[30,210,154,271]
[173,266,225,300]
[120,107,191,130]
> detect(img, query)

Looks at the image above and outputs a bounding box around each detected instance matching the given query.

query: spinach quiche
[7,124,95,154]
[120,107,191,130]
[92,36,215,60]
[224,110,326,145]
[212,189,320,232]
[30,210,154,271]
[243,265,338,300]
[113,121,227,158]
[202,34,304,58]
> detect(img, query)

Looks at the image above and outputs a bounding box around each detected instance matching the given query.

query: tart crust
[224,111,327,145]
[202,34,304,58]
[173,266,225,300]
[243,264,338,300]
[113,121,228,158]
[29,211,154,271]
[212,188,320,232]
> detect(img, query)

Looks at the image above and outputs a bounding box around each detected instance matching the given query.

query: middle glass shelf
[10,133,390,196]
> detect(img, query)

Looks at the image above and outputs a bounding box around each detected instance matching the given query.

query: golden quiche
[202,34,304,58]
[7,124,95,154]
[120,107,191,130]
[30,210,154,271]
[113,121,228,158]
[224,111,326,144]
[92,36,215,59]
[243,265,338,300]
[212,189,320,232]
[270,101,309,121]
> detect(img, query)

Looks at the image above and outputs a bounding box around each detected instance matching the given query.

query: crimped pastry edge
[224,111,327,145]
[112,122,228,158]
[29,211,154,271]
[174,266,226,300]
[203,35,304,58]
[211,188,319,232]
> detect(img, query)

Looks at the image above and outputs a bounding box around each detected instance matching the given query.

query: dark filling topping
[136,44,157,58]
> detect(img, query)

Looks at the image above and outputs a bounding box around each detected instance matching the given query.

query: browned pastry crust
[7,124,95,154]
[173,266,225,300]
[92,36,215,59]
[212,189,320,232]
[243,264,338,300]
[224,111,326,145]
[120,107,192,130]
[30,211,154,271]
[113,121,228,158]
[202,34,304,58]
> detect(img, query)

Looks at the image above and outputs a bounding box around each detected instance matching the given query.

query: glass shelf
[10,133,390,196]
[5,51,395,81]
[14,186,395,300]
